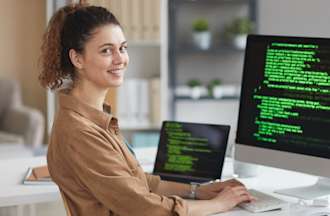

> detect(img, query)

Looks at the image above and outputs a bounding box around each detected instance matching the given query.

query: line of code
[253,41,330,147]
[163,122,211,172]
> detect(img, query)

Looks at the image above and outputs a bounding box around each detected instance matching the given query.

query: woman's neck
[70,81,108,111]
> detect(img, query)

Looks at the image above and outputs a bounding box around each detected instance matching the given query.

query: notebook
[23,165,54,185]
[153,121,230,183]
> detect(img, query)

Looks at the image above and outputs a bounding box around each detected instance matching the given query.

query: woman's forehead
[88,24,126,46]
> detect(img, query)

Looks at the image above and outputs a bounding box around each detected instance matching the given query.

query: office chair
[60,190,72,216]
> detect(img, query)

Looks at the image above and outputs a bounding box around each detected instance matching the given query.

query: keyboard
[239,189,289,213]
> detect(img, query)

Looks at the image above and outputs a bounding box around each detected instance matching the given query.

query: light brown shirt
[47,92,188,216]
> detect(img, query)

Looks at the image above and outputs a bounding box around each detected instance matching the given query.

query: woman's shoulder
[52,109,103,138]
[54,107,94,129]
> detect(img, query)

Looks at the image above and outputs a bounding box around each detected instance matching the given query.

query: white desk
[134,147,330,215]
[1,149,330,216]
[215,160,330,216]
[0,144,34,160]
[0,156,60,208]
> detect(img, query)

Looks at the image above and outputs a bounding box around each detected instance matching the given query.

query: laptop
[153,121,230,183]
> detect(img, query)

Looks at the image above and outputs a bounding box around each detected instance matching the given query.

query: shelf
[174,96,240,101]
[169,0,257,119]
[175,44,245,55]
[129,40,160,47]
[119,125,161,131]
[176,0,250,5]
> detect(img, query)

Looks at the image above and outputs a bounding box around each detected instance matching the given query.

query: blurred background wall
[0,1,47,140]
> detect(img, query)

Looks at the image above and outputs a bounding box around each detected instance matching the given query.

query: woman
[39,4,253,216]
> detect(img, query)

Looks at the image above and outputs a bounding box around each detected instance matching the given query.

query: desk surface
[215,159,330,216]
[0,156,60,207]
[1,148,330,215]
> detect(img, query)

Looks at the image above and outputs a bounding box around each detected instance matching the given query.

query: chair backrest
[0,78,44,148]
[0,79,21,117]
[60,190,72,216]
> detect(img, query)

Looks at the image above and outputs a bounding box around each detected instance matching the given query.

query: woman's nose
[112,50,124,64]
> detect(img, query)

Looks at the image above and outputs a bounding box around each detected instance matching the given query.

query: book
[130,0,142,41]
[151,0,160,41]
[23,165,54,185]
[120,0,131,39]
[150,77,161,126]
[137,79,150,126]
[142,0,153,40]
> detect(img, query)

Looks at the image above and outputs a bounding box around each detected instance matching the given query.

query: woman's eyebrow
[99,41,128,48]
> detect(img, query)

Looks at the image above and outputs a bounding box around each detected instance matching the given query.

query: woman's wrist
[186,198,221,216]
[194,181,216,200]
[188,182,200,199]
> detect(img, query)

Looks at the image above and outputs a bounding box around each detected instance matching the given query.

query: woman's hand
[196,179,244,200]
[212,185,255,213]
[186,183,255,216]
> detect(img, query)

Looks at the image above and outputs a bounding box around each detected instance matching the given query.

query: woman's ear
[69,49,83,70]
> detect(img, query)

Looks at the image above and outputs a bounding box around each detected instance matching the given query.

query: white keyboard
[239,189,289,213]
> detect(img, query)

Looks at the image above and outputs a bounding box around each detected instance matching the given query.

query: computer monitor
[153,121,230,183]
[235,34,330,199]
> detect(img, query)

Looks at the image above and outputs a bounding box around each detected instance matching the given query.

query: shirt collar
[58,90,119,132]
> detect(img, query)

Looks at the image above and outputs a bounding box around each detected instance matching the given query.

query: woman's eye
[120,46,128,53]
[101,48,112,54]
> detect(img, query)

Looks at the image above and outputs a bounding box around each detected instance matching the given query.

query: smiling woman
[68,24,129,98]
[38,3,252,216]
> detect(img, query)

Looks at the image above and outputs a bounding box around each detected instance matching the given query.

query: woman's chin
[109,78,124,87]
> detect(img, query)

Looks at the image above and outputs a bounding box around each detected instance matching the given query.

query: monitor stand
[275,177,330,200]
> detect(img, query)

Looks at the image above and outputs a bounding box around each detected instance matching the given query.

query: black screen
[153,121,230,182]
[236,35,330,159]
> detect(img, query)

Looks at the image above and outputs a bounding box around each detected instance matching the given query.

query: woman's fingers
[225,186,256,203]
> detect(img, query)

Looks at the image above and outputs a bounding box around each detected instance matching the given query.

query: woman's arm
[186,186,254,216]
[154,180,191,197]
[154,178,244,199]
[154,179,254,216]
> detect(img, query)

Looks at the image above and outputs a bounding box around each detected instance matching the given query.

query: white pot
[193,31,212,50]
[212,86,224,99]
[233,34,247,50]
[190,86,208,99]
[213,85,240,98]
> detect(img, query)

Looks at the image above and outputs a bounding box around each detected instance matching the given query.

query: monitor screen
[153,121,230,183]
[236,35,330,160]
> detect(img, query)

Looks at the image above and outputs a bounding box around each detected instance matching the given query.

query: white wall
[258,0,330,37]
[0,1,46,114]
[125,46,160,79]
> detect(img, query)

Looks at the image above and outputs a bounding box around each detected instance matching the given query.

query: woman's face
[77,24,129,89]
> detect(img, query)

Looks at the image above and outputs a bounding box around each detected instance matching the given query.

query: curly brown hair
[39,4,121,90]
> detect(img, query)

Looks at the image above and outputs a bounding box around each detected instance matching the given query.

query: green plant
[207,79,222,96]
[224,17,253,38]
[192,19,209,32]
[187,79,202,88]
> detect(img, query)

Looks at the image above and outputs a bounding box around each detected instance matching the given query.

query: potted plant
[187,79,205,99]
[224,17,253,50]
[192,19,212,50]
[207,79,222,98]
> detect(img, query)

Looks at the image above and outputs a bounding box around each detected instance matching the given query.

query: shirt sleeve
[144,173,161,192]
[66,129,188,216]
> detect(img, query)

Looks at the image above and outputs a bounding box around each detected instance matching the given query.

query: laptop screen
[153,121,230,183]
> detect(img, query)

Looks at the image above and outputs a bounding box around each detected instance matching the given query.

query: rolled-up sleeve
[66,130,188,216]
[144,173,161,192]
